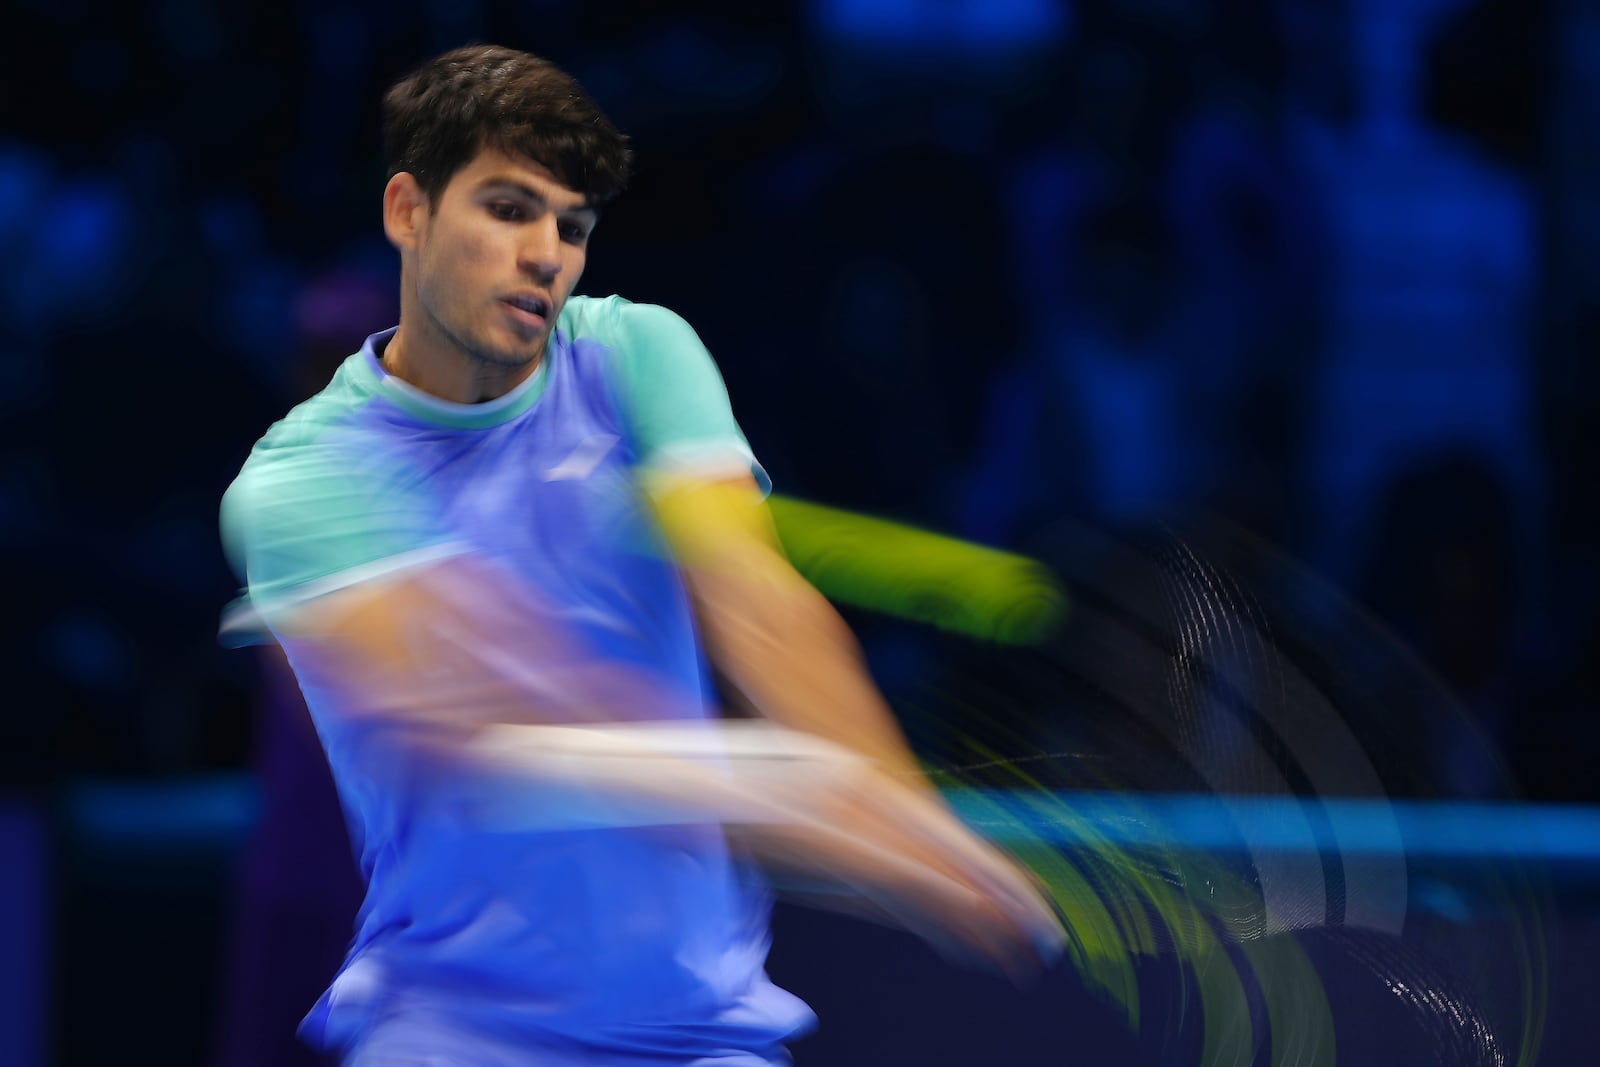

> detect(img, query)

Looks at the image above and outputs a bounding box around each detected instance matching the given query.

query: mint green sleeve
[595,298,771,494]
[219,433,464,632]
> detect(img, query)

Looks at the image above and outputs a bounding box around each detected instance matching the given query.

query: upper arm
[592,298,771,492]
[220,433,464,635]
[572,296,794,581]
[237,544,695,744]
[646,474,790,579]
[645,473,839,682]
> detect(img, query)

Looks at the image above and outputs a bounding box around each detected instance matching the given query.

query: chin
[483,350,539,371]
[475,334,543,369]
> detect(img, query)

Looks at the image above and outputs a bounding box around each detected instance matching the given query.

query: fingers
[881,866,1055,985]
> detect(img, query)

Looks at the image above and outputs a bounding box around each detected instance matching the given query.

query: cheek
[445,230,498,276]
[423,231,498,299]
[561,250,587,297]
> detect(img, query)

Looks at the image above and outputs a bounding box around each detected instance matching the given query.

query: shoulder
[557,293,627,343]
[221,356,387,542]
[253,353,379,450]
[559,294,703,356]
[253,349,396,456]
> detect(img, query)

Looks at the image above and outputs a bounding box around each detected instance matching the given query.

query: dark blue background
[1,1,1595,1064]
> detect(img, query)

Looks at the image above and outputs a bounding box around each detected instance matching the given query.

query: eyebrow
[478,177,597,215]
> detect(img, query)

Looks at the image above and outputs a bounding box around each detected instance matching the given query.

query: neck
[383,314,545,405]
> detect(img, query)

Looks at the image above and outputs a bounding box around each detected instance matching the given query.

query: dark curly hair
[382,44,632,206]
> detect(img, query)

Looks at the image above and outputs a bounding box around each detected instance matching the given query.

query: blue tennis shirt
[221,296,814,1064]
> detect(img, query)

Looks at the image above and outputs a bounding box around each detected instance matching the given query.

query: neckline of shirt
[356,326,554,429]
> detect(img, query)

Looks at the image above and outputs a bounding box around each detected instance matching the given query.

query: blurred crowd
[0,0,1593,806]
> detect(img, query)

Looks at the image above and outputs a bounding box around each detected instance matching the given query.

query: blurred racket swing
[755,500,1550,1066]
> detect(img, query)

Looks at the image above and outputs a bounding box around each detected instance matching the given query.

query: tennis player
[221,43,1062,1066]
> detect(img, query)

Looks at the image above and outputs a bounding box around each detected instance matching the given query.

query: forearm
[462,719,871,831]
[692,562,928,783]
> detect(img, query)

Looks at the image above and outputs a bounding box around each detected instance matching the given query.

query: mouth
[502,293,552,328]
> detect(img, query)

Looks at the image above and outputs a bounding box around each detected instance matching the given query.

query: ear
[383,172,428,252]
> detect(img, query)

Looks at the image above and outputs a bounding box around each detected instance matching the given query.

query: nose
[518,216,562,280]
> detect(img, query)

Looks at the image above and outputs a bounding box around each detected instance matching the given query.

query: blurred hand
[737,762,1064,983]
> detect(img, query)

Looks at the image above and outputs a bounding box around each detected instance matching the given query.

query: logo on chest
[542,433,621,482]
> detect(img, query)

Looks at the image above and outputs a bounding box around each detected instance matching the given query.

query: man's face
[408,147,596,371]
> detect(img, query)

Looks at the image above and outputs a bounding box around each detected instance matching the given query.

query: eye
[559,221,590,244]
[487,202,524,222]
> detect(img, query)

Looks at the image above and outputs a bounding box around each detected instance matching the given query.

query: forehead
[449,147,590,209]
